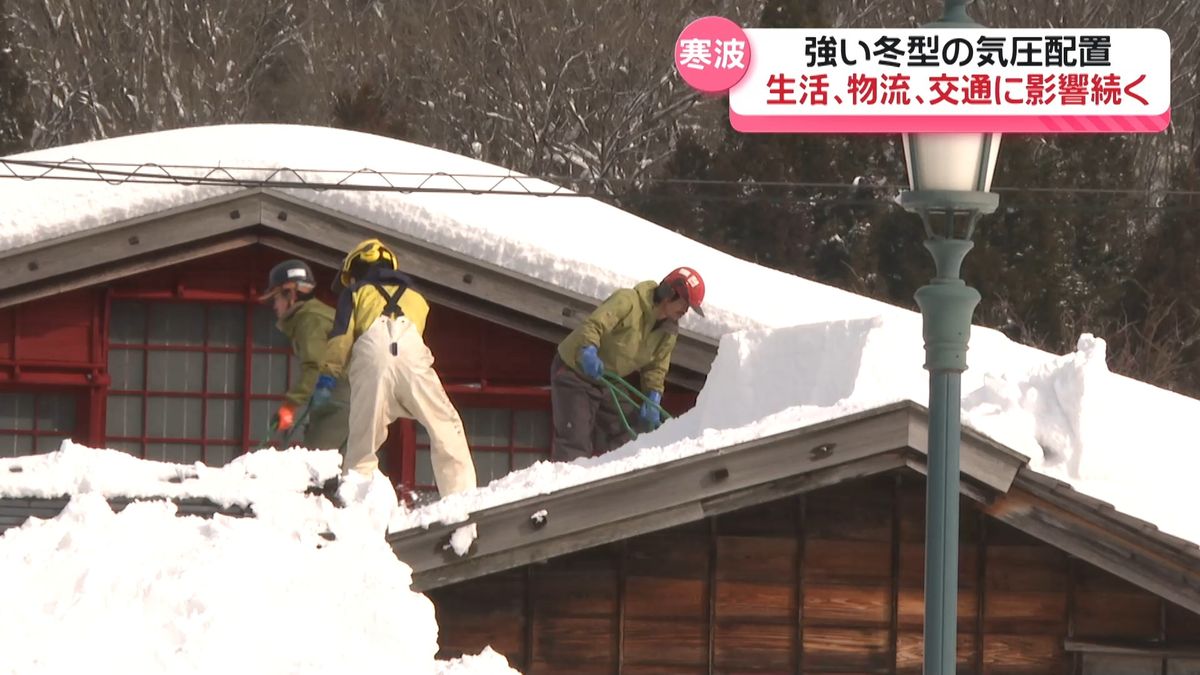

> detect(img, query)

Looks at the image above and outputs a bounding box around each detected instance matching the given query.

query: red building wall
[0,245,698,489]
[0,288,105,386]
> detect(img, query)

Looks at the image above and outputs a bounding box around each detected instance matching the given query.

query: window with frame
[414,405,552,491]
[0,391,78,458]
[105,300,297,466]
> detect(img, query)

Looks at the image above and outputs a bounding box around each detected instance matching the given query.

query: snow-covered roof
[2,124,1198,549]
[382,402,1200,611]
[1,123,885,337]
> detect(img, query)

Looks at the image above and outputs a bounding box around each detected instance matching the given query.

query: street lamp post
[897,1,1002,673]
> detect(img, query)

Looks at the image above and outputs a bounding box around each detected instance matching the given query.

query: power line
[2,157,1198,205]
[0,158,586,197]
[646,176,1200,198]
[624,197,1199,215]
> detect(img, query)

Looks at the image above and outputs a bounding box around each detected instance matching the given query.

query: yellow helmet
[335,238,397,291]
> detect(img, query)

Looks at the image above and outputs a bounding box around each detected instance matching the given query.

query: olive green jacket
[557,281,678,393]
[277,299,351,409]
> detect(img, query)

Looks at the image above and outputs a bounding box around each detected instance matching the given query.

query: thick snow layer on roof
[0,444,341,506]
[0,470,519,674]
[402,320,1200,550]
[1,124,888,338]
[2,124,1197,548]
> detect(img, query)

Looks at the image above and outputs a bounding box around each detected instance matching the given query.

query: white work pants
[345,316,477,496]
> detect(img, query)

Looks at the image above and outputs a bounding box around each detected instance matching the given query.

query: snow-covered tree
[0,0,32,153]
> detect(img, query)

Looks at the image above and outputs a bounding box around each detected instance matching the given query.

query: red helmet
[661,267,705,317]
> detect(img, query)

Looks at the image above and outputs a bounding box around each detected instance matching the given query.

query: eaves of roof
[386,401,1200,615]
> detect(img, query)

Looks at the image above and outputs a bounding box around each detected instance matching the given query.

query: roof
[0,495,252,532]
[384,402,1200,615]
[0,124,893,338]
[4,402,1196,616]
[2,123,1198,554]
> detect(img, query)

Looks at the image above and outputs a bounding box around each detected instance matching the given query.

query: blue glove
[578,345,604,379]
[640,390,663,430]
[309,374,336,412]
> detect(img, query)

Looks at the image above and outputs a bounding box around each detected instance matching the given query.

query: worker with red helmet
[551,267,705,461]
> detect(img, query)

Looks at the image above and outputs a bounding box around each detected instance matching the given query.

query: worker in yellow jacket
[552,267,706,461]
[310,239,477,497]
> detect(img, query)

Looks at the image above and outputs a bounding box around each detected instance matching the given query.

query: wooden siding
[429,472,1200,674]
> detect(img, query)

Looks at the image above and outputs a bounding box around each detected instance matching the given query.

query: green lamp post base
[900,187,997,675]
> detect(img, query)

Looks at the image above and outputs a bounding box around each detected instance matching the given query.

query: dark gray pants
[550,354,639,462]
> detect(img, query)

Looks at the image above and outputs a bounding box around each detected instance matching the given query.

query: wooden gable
[429,474,1200,674]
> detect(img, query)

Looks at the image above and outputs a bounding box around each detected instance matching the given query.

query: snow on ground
[0,456,519,675]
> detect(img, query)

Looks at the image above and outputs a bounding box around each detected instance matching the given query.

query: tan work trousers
[345,315,477,496]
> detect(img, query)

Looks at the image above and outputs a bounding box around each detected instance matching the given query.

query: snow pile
[0,443,341,506]
[5,317,1193,550]
[448,523,479,556]
[395,320,1200,548]
[962,334,1200,543]
[0,456,520,675]
[437,649,521,675]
